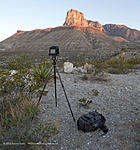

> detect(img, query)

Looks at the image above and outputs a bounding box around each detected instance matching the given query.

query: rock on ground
[63,62,74,73]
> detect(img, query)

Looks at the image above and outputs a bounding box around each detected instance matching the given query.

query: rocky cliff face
[87,20,104,32]
[64,9,140,41]
[63,9,88,27]
[63,9,104,31]
[103,24,140,41]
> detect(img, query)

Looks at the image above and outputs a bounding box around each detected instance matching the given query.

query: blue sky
[0,0,140,42]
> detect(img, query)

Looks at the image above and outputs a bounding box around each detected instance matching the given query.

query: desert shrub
[8,56,32,70]
[106,59,129,74]
[106,58,134,68]
[121,48,127,52]
[57,61,64,69]
[126,57,140,65]
[92,61,108,75]
[0,57,58,150]
[106,58,137,74]
[92,89,99,96]
[92,57,140,75]
[81,74,88,80]
[87,69,93,74]
[78,98,92,107]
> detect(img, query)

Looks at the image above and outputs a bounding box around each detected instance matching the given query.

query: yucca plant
[32,62,52,82]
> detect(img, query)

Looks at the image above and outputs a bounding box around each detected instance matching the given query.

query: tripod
[37,56,76,122]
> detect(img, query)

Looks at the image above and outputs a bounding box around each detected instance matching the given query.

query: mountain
[0,25,123,61]
[64,9,140,41]
[0,9,140,63]
[63,9,104,32]
[103,24,140,41]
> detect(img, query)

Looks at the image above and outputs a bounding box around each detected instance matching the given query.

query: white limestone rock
[63,62,74,73]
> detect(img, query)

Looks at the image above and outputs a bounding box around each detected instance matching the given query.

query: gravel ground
[40,71,140,150]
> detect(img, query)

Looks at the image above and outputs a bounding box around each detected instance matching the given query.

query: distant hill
[103,24,140,41]
[0,9,140,62]
[0,26,123,61]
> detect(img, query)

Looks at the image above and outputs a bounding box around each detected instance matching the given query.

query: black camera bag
[77,111,108,134]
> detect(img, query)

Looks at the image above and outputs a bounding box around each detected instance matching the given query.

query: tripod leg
[32,65,53,122]
[37,65,53,106]
[54,64,57,107]
[56,67,76,122]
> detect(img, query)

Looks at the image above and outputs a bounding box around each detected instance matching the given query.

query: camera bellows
[77,111,108,134]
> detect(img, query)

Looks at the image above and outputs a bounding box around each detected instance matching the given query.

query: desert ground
[39,70,140,150]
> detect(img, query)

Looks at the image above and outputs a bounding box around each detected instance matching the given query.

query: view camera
[49,46,59,56]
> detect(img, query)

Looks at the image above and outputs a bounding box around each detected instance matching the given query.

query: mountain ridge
[63,9,140,41]
[0,9,140,62]
[1,9,140,43]
[0,25,123,61]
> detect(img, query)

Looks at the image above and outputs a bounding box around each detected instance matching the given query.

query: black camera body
[49,46,59,56]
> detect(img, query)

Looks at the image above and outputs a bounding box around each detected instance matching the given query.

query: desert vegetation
[0,53,139,149]
[0,56,58,150]
[81,56,140,83]
[78,98,92,107]
[93,57,140,75]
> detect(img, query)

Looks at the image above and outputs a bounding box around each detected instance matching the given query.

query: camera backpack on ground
[77,111,108,134]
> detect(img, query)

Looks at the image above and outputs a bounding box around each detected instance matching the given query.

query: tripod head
[52,56,57,66]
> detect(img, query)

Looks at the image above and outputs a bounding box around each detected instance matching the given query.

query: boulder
[63,62,73,73]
